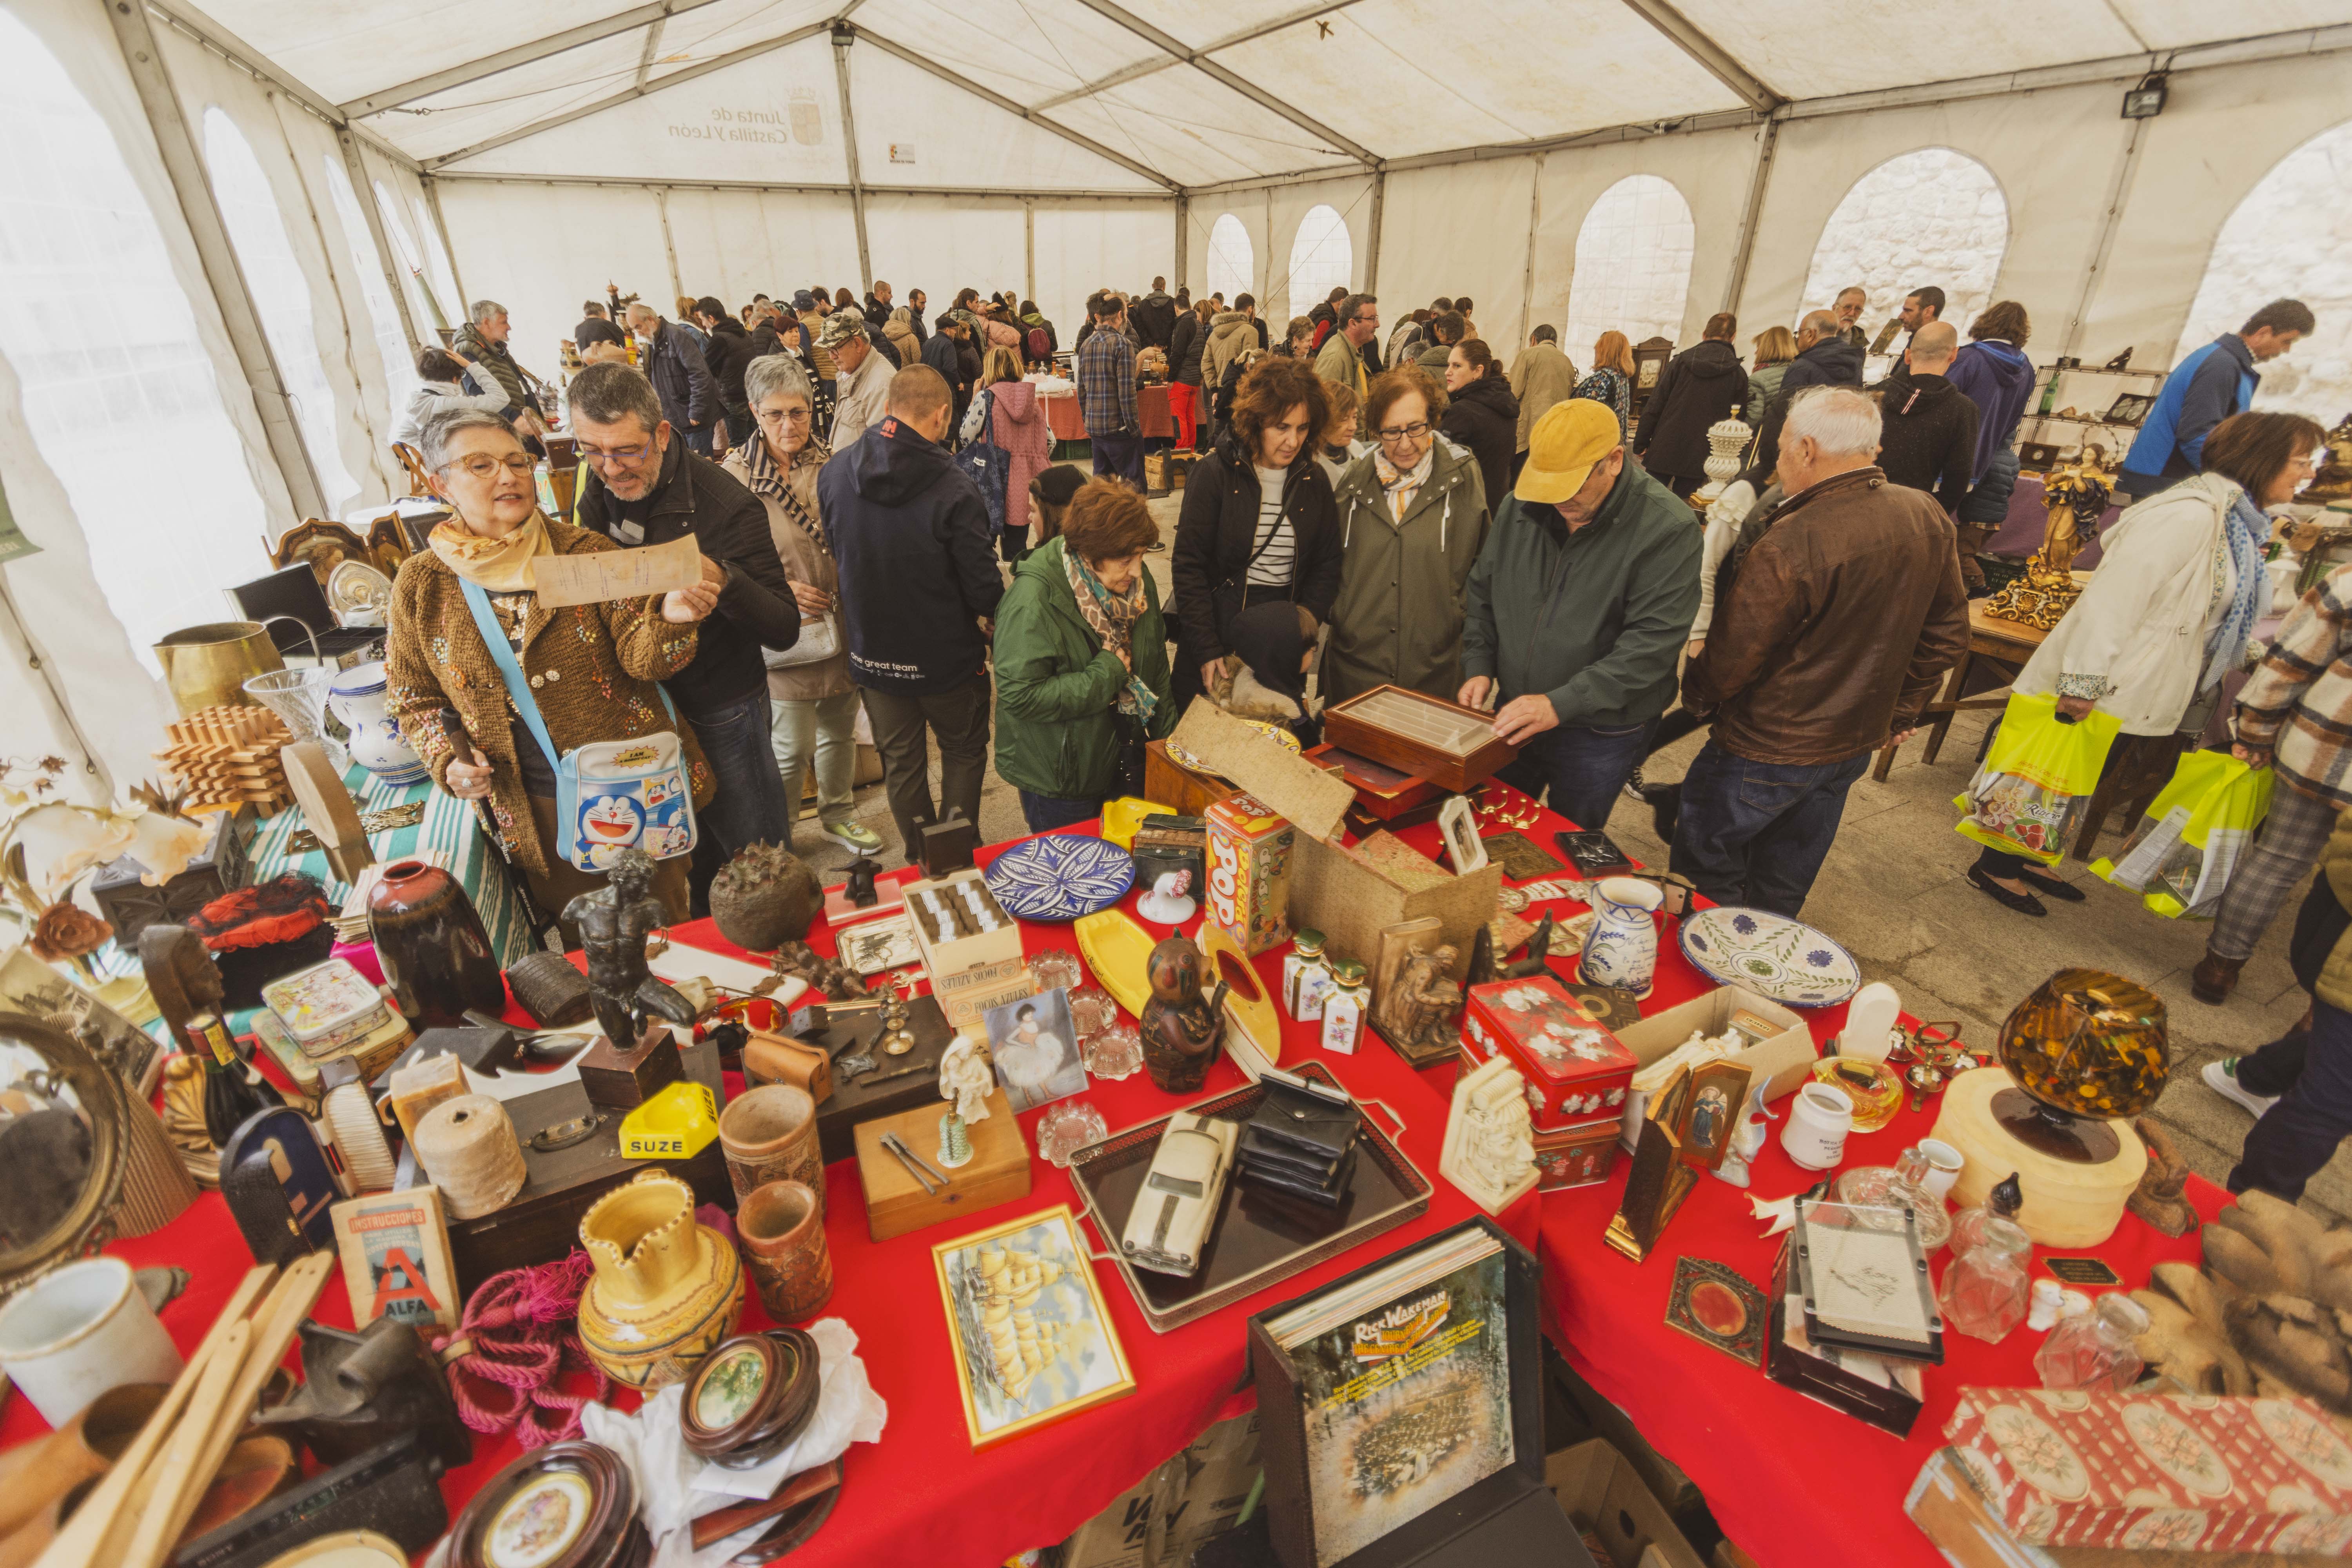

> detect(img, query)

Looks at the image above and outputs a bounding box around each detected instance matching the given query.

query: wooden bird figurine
[1139,935,1223,1094]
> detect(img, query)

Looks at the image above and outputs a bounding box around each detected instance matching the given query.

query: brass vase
[576,1172,743,1390]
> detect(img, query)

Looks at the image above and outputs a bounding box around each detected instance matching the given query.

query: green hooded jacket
[992,536,1176,801]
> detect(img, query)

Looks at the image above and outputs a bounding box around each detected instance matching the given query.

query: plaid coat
[2235,562,2352,807]
[384,520,714,879]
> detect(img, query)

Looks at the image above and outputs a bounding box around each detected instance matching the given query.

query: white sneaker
[2202,1057,2280,1119]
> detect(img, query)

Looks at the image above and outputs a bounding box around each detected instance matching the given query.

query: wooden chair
[391,442,433,497]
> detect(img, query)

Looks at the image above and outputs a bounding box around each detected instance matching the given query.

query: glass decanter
[1833,1145,1952,1252]
[1938,1215,2031,1343]
[2036,1293,2151,1392]
[1948,1171,2024,1259]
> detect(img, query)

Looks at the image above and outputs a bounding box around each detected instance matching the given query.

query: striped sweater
[2235,563,2352,806]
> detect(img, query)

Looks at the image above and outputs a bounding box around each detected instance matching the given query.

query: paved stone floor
[791,466,2341,1222]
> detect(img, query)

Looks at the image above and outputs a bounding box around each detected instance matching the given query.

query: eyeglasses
[1352,312,1379,325]
[577,441,657,466]
[1375,421,1431,443]
[757,407,812,424]
[443,453,536,479]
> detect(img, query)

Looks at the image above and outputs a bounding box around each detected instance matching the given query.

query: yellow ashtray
[1812,1056,1904,1133]
[619,1080,720,1160]
[1099,795,1176,848]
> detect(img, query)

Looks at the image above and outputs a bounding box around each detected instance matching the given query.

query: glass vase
[2036,1293,2151,1392]
[1938,1215,2031,1343]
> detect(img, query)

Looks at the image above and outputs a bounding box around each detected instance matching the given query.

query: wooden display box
[902,868,1031,1029]
[90,807,256,944]
[1143,739,1241,820]
[1613,986,1818,1151]
[1320,685,1518,795]
[851,1086,1029,1241]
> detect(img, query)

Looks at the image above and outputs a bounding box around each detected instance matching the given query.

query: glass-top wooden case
[1320,686,1518,793]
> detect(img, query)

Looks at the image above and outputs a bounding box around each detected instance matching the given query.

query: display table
[1041,382,1174,442]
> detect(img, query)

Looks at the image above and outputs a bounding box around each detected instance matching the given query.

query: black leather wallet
[1237,1146,1357,1208]
[1245,1072,1361,1162]
[1237,1122,1349,1184]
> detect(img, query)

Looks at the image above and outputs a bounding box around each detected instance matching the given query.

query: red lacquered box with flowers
[1460,973,1637,1132]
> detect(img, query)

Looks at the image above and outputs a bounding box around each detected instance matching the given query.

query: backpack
[1026,326,1051,363]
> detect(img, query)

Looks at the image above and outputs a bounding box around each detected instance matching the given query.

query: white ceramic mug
[1780,1083,1855,1171]
[1915,1138,1965,1200]
[0,1257,182,1426]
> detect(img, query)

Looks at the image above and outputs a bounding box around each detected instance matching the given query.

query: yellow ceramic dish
[1074,908,1157,1020]
[1098,796,1176,849]
[1198,919,1279,1077]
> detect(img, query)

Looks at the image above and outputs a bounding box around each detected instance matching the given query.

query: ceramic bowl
[1677,907,1861,1007]
[984,835,1135,922]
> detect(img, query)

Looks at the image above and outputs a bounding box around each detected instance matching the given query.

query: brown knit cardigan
[384,518,715,880]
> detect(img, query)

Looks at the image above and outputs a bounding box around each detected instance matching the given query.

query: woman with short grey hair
[722,354,883,857]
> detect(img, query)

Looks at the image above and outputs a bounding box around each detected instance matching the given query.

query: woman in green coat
[993,477,1175,831]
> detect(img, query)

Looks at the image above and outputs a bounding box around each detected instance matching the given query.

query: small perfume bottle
[2036,1293,2151,1392]
[1319,960,1366,1055]
[1285,929,1334,1022]
[1939,1215,2032,1343]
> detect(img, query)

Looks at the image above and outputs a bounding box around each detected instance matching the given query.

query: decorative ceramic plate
[1165,720,1299,774]
[985,835,1136,922]
[1678,907,1861,1007]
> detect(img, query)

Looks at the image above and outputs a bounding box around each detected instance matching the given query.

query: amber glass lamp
[1991,968,2167,1164]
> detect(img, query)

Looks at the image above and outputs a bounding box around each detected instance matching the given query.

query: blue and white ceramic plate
[984,834,1136,922]
[1678,907,1860,1008]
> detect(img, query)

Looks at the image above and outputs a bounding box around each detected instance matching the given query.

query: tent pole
[1519,156,1541,347]
[1720,115,1780,317]
[339,132,424,352]
[1024,199,1037,304]
[1364,172,1384,296]
[422,176,470,310]
[106,0,328,524]
[832,27,873,294]
[1174,195,1188,295]
[656,187,683,305]
[2059,116,2149,360]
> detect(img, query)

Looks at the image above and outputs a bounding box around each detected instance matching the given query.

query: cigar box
[851,1087,1029,1241]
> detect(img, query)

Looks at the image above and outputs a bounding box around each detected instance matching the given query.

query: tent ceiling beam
[1064,0,1379,167]
[338,0,726,117]
[424,20,831,170]
[1616,0,1781,110]
[847,27,1179,192]
[634,7,672,92]
[1029,0,1371,111]
[145,0,426,171]
[432,172,1170,201]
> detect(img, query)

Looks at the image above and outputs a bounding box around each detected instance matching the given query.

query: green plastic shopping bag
[1952,692,2123,865]
[2091,750,2274,918]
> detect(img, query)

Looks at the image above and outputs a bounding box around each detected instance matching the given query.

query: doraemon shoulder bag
[459,579,698,871]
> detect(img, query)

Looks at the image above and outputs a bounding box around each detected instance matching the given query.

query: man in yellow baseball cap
[1459,398,1702,829]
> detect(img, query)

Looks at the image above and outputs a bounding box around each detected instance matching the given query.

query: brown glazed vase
[717,1085,825,1210]
[366,859,506,1029]
[736,1180,833,1322]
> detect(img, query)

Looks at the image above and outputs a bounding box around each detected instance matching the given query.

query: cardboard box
[1061,1411,1262,1568]
[1546,1440,1705,1568]
[1205,793,1298,956]
[901,868,1031,1028]
[1613,987,1818,1151]
[1463,973,1637,1131]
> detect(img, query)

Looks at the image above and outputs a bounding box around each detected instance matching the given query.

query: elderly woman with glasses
[1322,364,1492,704]
[384,407,720,932]
[720,354,885,858]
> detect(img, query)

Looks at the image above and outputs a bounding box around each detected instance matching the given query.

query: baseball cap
[1516,399,1624,505]
[817,312,866,349]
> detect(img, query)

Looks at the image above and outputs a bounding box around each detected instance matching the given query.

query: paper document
[533,533,702,607]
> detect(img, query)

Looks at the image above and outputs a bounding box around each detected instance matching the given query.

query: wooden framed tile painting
[933,1204,1135,1448]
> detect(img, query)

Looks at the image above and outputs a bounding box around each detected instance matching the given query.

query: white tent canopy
[4,0,2352,796]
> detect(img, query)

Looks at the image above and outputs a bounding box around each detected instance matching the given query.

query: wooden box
[851,1086,1029,1241]
[1301,743,1446,822]
[902,869,1032,1029]
[91,807,256,944]
[576,1028,684,1109]
[1321,685,1518,794]
[1143,739,1241,820]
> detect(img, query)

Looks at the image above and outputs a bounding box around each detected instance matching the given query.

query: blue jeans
[1091,430,1145,487]
[1669,741,1870,916]
[1497,720,1653,831]
[686,689,793,860]
[1020,791,1102,834]
[2232,999,2352,1201]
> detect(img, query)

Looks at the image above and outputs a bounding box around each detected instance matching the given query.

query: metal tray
[1068,1060,1430,1333]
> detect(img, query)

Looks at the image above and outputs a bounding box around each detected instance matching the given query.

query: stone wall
[1797,148,2008,338]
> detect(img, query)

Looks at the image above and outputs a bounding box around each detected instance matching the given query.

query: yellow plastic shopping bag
[1952,692,2123,866]
[2091,750,2274,918]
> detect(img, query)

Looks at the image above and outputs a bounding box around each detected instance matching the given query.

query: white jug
[327,661,429,788]
[1579,877,1662,996]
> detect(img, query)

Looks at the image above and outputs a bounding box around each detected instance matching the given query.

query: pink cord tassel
[434,1250,612,1448]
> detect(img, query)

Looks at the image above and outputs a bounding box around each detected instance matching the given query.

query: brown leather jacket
[1684,467,1969,766]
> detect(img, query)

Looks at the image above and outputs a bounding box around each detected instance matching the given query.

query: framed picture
[838,911,920,978]
[2102,392,2154,426]
[1437,795,1487,875]
[985,987,1085,1111]
[2018,441,2062,472]
[1673,1059,1751,1174]
[272,519,371,591]
[932,1205,1136,1448]
[0,945,162,1100]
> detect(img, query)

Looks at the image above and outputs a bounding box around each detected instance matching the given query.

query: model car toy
[1121,1110,1239,1277]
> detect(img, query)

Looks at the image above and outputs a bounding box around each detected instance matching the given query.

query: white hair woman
[721,354,884,857]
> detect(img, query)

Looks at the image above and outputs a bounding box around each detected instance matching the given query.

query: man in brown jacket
[1670,386,1969,914]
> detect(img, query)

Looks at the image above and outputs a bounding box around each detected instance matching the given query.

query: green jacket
[1461,463,1702,730]
[1324,440,1490,704]
[992,537,1175,801]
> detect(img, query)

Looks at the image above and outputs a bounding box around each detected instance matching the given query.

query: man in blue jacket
[820,365,1005,863]
[2120,298,2312,497]
[624,301,723,456]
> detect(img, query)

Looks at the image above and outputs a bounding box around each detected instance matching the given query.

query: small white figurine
[1136,868,1197,926]
[1711,1079,1776,1188]
[936,1030,995,1169]
[1441,1057,1540,1214]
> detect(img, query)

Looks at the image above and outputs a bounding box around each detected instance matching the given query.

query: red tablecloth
[1040,383,1174,441]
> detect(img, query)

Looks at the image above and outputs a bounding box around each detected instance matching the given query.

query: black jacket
[573,439,799,716]
[1440,377,1520,511]
[923,331,968,397]
[818,415,1005,693]
[1632,338,1747,479]
[1170,435,1342,673]
[1873,369,1982,517]
[700,318,760,407]
[1169,310,1207,388]
[1130,291,1178,350]
[575,316,626,348]
[641,320,719,435]
[1743,334,1867,485]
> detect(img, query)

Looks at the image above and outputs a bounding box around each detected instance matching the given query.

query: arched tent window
[0,10,272,666]
[1564,176,1694,363]
[322,156,418,423]
[1206,213,1252,305]
[1800,149,2008,344]
[2179,119,2352,422]
[374,180,446,333]
[1286,204,1352,327]
[202,108,359,514]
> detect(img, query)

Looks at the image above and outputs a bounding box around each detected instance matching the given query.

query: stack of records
[1235,1069,1361,1208]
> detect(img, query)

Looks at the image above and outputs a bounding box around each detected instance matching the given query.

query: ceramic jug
[577,1172,744,1391]
[327,662,429,787]
[365,859,505,1029]
[1579,877,1662,996]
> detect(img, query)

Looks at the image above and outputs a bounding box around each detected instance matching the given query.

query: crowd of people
[377,264,2346,1207]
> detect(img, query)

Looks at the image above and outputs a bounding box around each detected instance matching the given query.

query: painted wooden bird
[1140,935,1225,1094]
